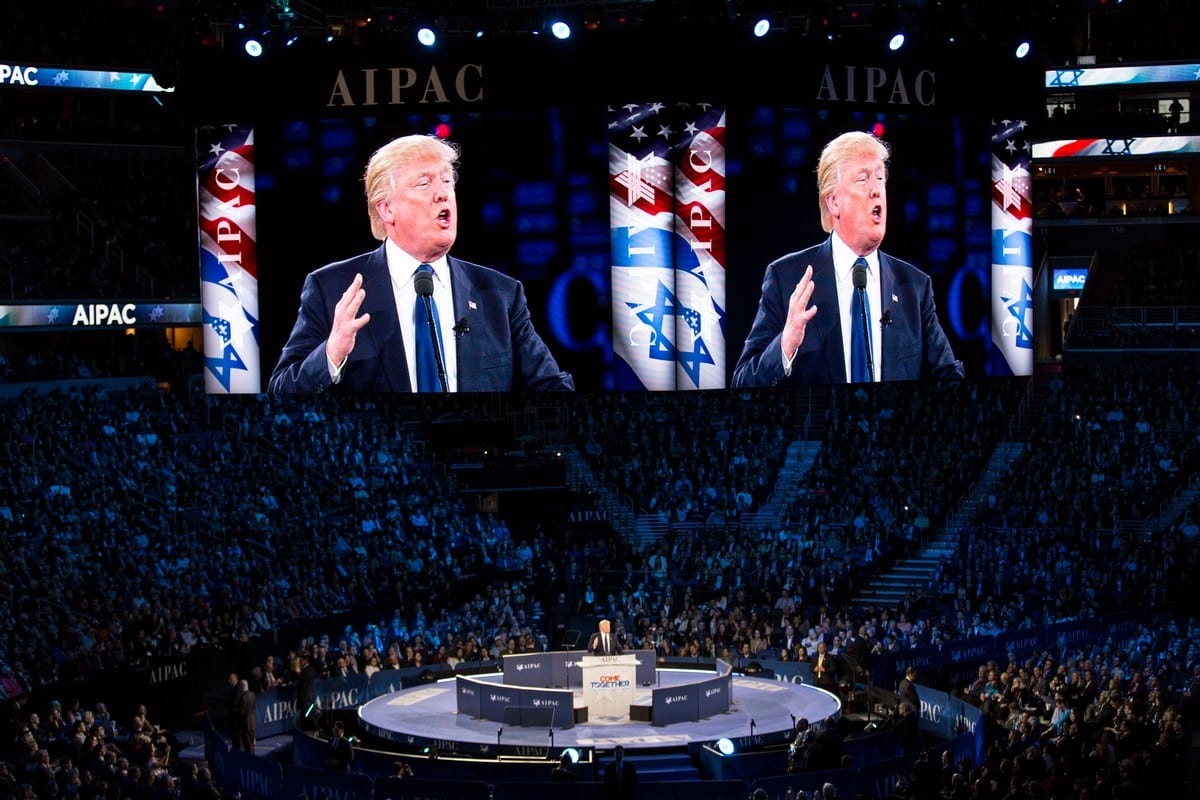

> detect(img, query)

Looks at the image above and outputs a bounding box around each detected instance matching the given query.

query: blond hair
[364,135,460,240]
[816,131,890,233]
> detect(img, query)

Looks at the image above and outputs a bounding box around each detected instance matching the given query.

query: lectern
[580,655,638,720]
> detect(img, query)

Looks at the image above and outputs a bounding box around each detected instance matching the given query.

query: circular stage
[358,668,841,755]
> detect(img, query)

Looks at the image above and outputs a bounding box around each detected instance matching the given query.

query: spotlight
[560,747,580,764]
[1015,40,1031,59]
[417,26,436,47]
[244,39,263,57]
[753,18,770,38]
[551,20,571,40]
[889,33,905,51]
[715,738,735,755]
[285,35,298,47]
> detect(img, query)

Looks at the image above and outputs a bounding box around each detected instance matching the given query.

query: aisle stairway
[851,440,1026,607]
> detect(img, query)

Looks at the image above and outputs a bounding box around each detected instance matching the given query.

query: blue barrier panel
[697,672,732,720]
[842,726,901,767]
[480,684,519,722]
[917,686,952,740]
[880,645,940,692]
[456,676,481,718]
[283,765,374,800]
[857,753,918,799]
[1101,610,1144,643]
[502,653,554,687]
[316,673,371,713]
[216,746,284,800]
[995,628,1045,661]
[255,684,298,739]
[943,635,995,666]
[1046,618,1097,655]
[517,687,575,728]
[652,682,699,726]
[759,660,814,686]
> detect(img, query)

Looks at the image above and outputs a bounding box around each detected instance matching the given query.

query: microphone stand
[418,294,450,393]
[852,263,874,383]
[413,270,449,393]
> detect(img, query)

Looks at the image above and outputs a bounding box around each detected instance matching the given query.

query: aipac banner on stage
[198,123,260,393]
[609,103,727,390]
[990,119,1033,377]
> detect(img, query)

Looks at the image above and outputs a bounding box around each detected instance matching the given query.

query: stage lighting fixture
[244,39,263,57]
[561,747,580,764]
[417,26,437,47]
[753,18,770,38]
[889,33,905,51]
[285,35,298,46]
[551,20,571,40]
[715,737,735,755]
[1015,40,1031,59]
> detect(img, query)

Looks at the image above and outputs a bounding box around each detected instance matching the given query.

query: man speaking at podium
[269,134,574,394]
[732,131,963,387]
[588,619,622,656]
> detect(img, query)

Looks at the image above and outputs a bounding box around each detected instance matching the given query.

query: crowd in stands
[886,621,1199,799]
[0,142,196,302]
[1108,242,1200,308]
[0,372,1197,799]
[570,390,793,522]
[978,365,1200,528]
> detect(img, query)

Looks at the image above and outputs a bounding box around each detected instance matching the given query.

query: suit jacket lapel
[878,253,899,382]
[448,257,476,388]
[814,239,846,383]
[360,244,410,392]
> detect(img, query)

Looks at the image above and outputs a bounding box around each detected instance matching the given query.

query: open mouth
[871,205,883,222]
[437,209,452,226]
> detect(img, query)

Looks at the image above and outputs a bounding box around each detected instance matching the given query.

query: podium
[581,655,637,720]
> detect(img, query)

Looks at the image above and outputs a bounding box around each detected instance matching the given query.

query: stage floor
[358,669,841,752]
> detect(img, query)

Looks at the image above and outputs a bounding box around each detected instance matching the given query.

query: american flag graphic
[197,124,260,393]
[990,119,1033,377]
[609,103,727,390]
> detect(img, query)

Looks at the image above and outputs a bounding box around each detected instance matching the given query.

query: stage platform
[358,668,840,755]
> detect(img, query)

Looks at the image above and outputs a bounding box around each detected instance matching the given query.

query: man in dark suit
[897,666,920,715]
[732,131,963,387]
[270,134,573,394]
[587,619,622,656]
[602,745,637,800]
[235,679,256,753]
[326,721,354,773]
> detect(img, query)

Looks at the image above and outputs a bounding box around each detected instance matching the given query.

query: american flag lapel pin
[468,300,477,310]
[891,293,899,304]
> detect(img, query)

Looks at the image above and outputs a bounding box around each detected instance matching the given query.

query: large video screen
[194,34,1040,393]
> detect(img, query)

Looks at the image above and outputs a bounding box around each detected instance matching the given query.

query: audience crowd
[0,372,1196,800]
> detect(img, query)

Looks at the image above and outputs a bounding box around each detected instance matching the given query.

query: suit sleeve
[507,279,574,391]
[731,262,790,388]
[917,274,965,380]
[268,272,337,394]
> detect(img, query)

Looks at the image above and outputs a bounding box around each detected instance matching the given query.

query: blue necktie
[850,257,872,383]
[413,264,444,392]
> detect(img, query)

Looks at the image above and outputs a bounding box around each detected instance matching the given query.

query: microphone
[453,317,470,338]
[414,269,449,393]
[852,261,874,383]
[880,310,893,327]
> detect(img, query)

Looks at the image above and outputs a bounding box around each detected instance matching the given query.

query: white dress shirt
[831,232,882,382]
[386,239,458,392]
